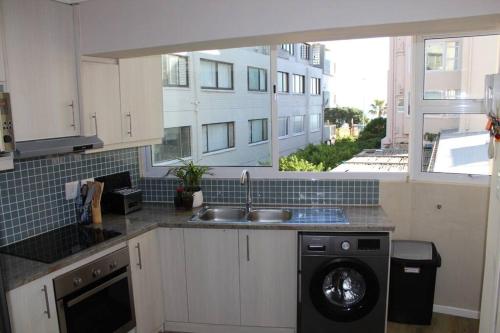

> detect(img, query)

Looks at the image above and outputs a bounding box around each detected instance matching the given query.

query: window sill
[292,132,305,137]
[163,85,191,90]
[278,135,289,140]
[202,147,236,157]
[201,88,235,93]
[248,140,269,147]
[310,129,321,133]
[152,157,193,167]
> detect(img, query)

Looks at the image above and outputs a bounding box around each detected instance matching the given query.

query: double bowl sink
[190,207,293,223]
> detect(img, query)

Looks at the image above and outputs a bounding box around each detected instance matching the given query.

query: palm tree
[369,99,387,118]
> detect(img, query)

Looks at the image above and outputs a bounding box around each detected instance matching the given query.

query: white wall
[77,0,500,57]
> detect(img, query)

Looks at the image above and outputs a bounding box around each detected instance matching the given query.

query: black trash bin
[388,240,441,325]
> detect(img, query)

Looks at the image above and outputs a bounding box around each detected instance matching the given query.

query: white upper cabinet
[239,230,298,328]
[3,0,79,141]
[80,59,122,145]
[119,56,163,144]
[0,7,6,83]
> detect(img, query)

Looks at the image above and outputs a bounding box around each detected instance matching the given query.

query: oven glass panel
[64,274,133,333]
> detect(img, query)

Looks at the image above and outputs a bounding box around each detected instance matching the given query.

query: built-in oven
[53,247,135,333]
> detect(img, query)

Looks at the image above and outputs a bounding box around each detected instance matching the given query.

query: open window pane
[424,35,500,100]
[421,113,491,175]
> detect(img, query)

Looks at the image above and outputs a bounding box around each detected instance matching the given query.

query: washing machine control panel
[301,233,390,256]
[340,241,351,251]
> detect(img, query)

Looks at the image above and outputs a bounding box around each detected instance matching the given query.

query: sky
[322,37,390,117]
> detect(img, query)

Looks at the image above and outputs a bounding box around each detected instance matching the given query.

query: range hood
[15,136,104,159]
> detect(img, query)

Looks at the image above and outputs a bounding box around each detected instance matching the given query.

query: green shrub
[279,155,324,171]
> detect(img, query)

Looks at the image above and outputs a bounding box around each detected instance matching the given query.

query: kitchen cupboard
[3,0,80,141]
[0,7,5,83]
[159,228,189,323]
[128,230,164,333]
[80,59,122,146]
[239,230,297,328]
[7,274,58,333]
[119,56,163,144]
[184,228,241,325]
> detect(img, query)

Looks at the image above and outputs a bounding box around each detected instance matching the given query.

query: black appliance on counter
[95,172,142,215]
[0,224,121,264]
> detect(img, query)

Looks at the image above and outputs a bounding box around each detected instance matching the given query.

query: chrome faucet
[240,169,252,213]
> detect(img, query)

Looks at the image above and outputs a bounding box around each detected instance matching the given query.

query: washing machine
[298,232,390,333]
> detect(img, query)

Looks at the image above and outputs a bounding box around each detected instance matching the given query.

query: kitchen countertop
[0,203,394,291]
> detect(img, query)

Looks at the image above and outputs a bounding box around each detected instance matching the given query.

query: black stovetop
[0,224,121,264]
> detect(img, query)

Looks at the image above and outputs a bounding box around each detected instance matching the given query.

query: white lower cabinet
[239,230,298,328]
[7,274,59,333]
[129,230,164,333]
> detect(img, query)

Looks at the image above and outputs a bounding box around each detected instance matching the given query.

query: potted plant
[166,160,212,208]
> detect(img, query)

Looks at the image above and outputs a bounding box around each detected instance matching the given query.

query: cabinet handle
[68,101,76,129]
[136,243,142,270]
[92,113,98,136]
[126,112,133,137]
[41,285,51,319]
[246,235,250,261]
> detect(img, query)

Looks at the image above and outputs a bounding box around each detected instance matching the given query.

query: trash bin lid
[392,240,433,261]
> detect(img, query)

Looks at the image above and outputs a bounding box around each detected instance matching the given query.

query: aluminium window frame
[291,74,305,94]
[278,116,289,138]
[247,66,268,92]
[277,71,289,93]
[201,121,236,154]
[200,58,234,90]
[248,118,269,144]
[163,54,190,88]
[310,77,321,95]
[152,126,193,165]
[300,43,311,60]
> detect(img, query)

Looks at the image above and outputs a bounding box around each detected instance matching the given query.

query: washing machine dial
[341,241,351,251]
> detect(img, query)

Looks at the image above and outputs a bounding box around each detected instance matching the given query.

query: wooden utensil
[92,181,104,224]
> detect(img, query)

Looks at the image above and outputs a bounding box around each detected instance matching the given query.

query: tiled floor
[387,313,479,333]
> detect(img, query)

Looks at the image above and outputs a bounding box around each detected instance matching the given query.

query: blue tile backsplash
[140,178,379,207]
[0,149,140,246]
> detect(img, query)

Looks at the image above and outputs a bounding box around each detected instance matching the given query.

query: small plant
[166,160,213,192]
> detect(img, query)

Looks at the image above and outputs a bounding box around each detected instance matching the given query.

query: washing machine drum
[310,258,380,322]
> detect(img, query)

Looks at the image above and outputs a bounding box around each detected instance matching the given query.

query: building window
[202,122,235,153]
[278,117,289,138]
[152,126,191,165]
[291,74,305,94]
[281,44,294,55]
[310,114,321,132]
[277,71,289,93]
[248,66,267,92]
[300,43,311,60]
[292,115,305,134]
[248,118,268,144]
[162,54,189,87]
[425,40,459,71]
[200,59,234,90]
[310,77,321,95]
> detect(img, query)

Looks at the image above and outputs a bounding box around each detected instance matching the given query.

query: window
[248,119,268,143]
[292,115,305,134]
[202,122,235,153]
[200,59,233,89]
[278,117,289,138]
[248,66,267,92]
[300,43,311,60]
[291,74,305,94]
[310,77,321,95]
[152,126,191,165]
[162,54,189,87]
[281,44,294,55]
[277,71,289,93]
[423,34,500,100]
[310,114,321,132]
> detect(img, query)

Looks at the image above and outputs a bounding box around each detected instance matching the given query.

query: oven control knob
[92,268,102,278]
[73,277,83,287]
[109,261,118,271]
[341,241,351,251]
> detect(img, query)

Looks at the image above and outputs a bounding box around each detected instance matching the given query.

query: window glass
[278,71,289,93]
[292,74,305,94]
[278,117,289,137]
[421,113,490,175]
[249,118,268,143]
[281,44,294,55]
[301,43,311,60]
[310,77,321,95]
[424,34,500,100]
[152,126,191,164]
[310,114,321,132]
[162,54,189,87]
[153,47,272,167]
[292,115,305,134]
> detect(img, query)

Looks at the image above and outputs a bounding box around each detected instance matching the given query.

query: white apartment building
[153,44,330,166]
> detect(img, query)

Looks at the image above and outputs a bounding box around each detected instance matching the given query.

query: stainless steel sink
[197,207,246,222]
[246,209,292,223]
[191,207,293,223]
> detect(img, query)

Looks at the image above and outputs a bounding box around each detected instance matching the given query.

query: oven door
[56,266,135,333]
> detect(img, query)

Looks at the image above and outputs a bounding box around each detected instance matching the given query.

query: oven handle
[66,271,129,308]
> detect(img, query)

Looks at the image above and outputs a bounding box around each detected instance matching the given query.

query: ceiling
[54,0,89,4]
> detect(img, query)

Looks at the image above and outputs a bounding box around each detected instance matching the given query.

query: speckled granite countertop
[0,203,394,291]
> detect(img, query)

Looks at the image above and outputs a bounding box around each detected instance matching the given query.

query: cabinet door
[81,60,122,145]
[119,56,163,143]
[129,230,164,333]
[239,230,298,328]
[3,0,79,141]
[159,228,189,322]
[7,275,59,333]
[184,229,240,325]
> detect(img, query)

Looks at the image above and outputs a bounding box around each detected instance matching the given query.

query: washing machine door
[310,258,380,322]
